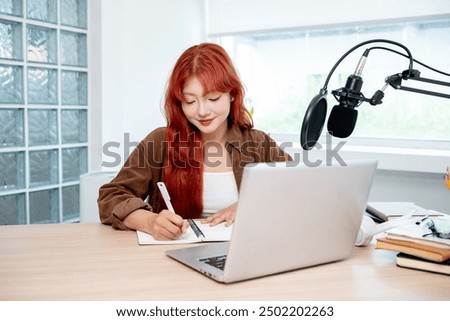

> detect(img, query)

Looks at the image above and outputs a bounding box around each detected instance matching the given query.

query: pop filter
[300,89,327,150]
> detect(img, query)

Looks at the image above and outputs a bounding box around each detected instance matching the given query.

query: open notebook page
[136,221,232,245]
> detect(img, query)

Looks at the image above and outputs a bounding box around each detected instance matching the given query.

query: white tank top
[202,171,238,217]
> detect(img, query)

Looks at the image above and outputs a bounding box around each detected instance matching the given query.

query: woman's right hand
[148,209,188,240]
[124,209,188,240]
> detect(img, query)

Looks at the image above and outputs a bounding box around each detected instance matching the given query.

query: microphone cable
[364,46,450,77]
[321,39,414,91]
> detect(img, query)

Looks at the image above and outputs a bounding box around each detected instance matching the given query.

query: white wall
[206,0,450,35]
[369,170,450,214]
[89,0,206,171]
[121,0,206,142]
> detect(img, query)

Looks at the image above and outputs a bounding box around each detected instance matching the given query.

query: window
[0,0,88,225]
[215,18,450,145]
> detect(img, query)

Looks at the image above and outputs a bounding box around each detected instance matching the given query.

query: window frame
[0,0,89,225]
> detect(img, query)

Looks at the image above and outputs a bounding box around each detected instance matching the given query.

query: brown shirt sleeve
[97,128,166,230]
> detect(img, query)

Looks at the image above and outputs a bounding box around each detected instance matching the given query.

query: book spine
[396,256,450,275]
[376,240,445,262]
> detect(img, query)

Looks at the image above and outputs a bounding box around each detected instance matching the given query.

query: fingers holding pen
[150,210,188,240]
[154,182,189,239]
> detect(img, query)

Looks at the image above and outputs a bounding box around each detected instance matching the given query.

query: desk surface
[0,223,448,301]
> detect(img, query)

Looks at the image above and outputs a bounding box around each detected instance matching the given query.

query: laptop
[166,159,377,283]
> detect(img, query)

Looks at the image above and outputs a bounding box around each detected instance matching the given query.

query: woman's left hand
[201,203,237,227]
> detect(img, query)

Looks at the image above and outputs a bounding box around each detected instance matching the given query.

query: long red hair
[163,43,253,218]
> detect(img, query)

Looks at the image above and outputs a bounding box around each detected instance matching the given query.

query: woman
[98,43,291,240]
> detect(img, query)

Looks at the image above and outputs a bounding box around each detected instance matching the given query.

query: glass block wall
[0,0,88,225]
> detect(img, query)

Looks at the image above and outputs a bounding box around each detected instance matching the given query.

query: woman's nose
[198,101,211,117]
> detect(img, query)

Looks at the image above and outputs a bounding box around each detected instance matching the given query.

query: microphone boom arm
[386,69,450,99]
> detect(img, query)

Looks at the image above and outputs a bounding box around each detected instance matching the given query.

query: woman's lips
[198,119,214,126]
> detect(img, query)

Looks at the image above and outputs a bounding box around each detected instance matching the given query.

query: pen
[157,183,204,238]
[157,182,175,213]
[188,219,206,238]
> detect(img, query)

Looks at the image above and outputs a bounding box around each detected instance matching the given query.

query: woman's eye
[209,96,221,102]
[186,100,196,105]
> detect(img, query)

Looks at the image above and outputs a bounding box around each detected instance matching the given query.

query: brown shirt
[98,125,292,230]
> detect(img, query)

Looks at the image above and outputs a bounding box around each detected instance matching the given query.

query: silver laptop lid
[222,159,377,283]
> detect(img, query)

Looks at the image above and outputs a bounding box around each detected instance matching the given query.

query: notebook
[137,220,232,245]
[166,159,378,283]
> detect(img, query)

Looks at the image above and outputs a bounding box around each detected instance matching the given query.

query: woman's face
[181,76,232,141]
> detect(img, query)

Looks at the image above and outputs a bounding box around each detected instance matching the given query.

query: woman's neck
[200,121,232,172]
[203,143,232,172]
[200,122,228,146]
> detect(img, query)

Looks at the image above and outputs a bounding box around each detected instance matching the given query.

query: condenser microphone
[327,51,368,138]
[326,101,359,138]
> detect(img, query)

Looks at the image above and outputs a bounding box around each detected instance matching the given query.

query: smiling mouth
[198,119,214,126]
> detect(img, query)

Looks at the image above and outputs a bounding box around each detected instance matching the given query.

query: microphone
[300,39,424,150]
[327,51,368,138]
[300,50,369,150]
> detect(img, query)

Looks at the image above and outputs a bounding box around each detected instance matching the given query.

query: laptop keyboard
[199,255,227,270]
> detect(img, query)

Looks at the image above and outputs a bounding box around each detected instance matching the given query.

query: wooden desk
[0,223,448,301]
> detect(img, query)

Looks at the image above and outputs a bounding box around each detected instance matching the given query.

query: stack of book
[376,216,450,275]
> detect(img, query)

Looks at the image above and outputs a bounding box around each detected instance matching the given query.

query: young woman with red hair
[98,43,291,240]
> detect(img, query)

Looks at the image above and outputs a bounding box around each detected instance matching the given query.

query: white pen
[157,182,175,213]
